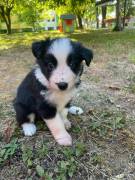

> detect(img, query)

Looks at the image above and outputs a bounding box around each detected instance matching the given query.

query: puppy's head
[32,38,93,91]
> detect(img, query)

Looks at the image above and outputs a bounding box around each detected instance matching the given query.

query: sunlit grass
[0,31,66,50]
[0,30,135,51]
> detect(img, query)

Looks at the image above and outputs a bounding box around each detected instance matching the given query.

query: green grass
[0,31,65,50]
[126,74,135,94]
[88,109,126,138]
[0,138,19,165]
[0,29,135,54]
[129,52,135,64]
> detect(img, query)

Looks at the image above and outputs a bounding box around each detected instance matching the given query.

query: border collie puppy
[14,38,93,146]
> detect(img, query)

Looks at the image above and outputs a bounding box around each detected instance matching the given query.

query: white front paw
[22,123,36,136]
[56,133,72,146]
[64,119,71,130]
[68,106,84,115]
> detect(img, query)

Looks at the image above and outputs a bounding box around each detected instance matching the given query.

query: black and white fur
[14,38,93,145]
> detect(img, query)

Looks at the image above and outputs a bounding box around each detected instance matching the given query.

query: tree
[96,6,99,28]
[67,0,92,29]
[101,5,107,28]
[126,0,135,17]
[0,0,15,34]
[122,0,127,28]
[15,0,44,31]
[122,0,135,28]
[113,0,122,31]
[83,3,96,29]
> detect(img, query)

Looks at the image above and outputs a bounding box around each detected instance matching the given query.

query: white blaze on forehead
[47,38,76,87]
[48,38,72,64]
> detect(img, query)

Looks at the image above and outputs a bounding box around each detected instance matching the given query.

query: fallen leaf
[108,86,121,91]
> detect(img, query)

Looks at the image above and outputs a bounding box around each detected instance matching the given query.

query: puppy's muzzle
[56,82,68,91]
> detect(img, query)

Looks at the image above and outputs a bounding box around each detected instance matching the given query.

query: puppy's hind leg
[14,103,36,136]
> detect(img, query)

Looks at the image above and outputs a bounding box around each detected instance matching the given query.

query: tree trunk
[96,6,99,29]
[6,11,12,34]
[113,0,122,31]
[6,21,12,34]
[101,5,107,28]
[123,0,127,28]
[77,15,83,29]
[0,6,12,34]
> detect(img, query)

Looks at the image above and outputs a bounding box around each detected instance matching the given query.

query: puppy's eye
[47,62,54,71]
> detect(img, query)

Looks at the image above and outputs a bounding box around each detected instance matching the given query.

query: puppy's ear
[81,46,93,66]
[32,38,50,59]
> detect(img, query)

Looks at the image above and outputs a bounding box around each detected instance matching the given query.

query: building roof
[60,14,75,19]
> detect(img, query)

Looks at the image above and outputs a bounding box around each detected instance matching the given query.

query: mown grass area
[0,29,135,179]
[0,29,135,50]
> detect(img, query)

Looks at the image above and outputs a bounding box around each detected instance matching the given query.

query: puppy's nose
[57,82,68,90]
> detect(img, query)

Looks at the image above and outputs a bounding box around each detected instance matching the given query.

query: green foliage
[91,152,103,165]
[89,110,126,137]
[0,138,19,164]
[54,142,86,178]
[55,158,76,179]
[126,74,135,94]
[83,2,96,22]
[0,0,16,34]
[122,0,135,17]
[21,145,33,167]
[36,165,45,177]
[62,147,74,158]
[75,142,86,157]
[36,144,49,159]
[34,142,86,179]
[0,0,14,6]
[36,165,53,179]
[14,0,45,30]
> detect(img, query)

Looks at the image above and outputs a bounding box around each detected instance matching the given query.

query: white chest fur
[48,89,75,111]
[40,89,75,111]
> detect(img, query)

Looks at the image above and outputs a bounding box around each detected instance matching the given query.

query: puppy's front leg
[60,108,71,130]
[44,113,72,146]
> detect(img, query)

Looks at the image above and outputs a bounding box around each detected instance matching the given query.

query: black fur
[67,42,93,75]
[38,53,57,80]
[14,70,56,126]
[32,39,58,80]
[71,41,93,67]
[37,101,56,119]
[32,38,50,59]
[65,101,72,108]
[67,53,83,75]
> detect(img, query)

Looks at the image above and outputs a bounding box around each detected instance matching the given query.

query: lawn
[0,29,135,179]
